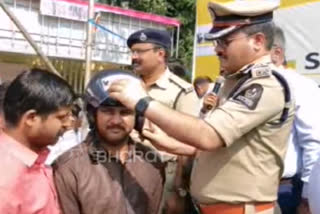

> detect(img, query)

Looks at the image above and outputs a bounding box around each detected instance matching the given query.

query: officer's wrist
[135,96,154,116]
[175,187,188,198]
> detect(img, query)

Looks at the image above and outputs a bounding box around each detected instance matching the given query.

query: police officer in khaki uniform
[109,1,295,214]
[126,29,199,213]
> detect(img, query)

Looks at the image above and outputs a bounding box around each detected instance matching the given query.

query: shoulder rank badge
[251,63,271,78]
[232,83,263,110]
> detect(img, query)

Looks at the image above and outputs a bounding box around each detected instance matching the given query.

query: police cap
[127,28,171,50]
[205,0,279,40]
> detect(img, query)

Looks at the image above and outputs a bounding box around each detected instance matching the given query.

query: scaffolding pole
[84,0,95,87]
[0,0,60,76]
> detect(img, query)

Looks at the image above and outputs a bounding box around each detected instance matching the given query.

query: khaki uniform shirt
[53,136,164,214]
[143,68,199,162]
[190,56,295,204]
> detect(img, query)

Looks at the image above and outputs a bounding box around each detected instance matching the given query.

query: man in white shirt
[46,101,87,165]
[272,25,320,214]
[309,156,320,214]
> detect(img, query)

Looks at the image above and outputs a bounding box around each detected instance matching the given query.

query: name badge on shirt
[251,64,272,78]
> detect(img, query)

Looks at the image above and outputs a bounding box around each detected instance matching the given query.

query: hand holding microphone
[203,94,219,111]
[201,76,224,113]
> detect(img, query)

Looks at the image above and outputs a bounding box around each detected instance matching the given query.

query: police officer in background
[109,1,295,213]
[126,29,199,213]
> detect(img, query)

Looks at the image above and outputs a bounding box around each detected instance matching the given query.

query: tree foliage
[96,0,196,75]
[165,0,195,73]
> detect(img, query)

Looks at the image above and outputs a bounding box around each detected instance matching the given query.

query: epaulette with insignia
[168,73,194,93]
[231,83,264,110]
[250,63,272,79]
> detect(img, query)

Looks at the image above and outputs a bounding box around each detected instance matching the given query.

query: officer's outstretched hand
[143,121,196,156]
[109,79,148,110]
[142,121,176,152]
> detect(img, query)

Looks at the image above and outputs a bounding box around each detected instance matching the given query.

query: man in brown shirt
[108,1,295,214]
[53,70,164,214]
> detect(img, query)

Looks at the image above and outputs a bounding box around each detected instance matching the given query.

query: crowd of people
[1,0,320,214]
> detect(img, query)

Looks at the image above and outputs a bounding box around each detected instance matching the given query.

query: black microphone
[206,76,224,110]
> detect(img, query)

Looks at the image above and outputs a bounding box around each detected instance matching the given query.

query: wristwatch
[135,96,154,116]
[176,187,188,198]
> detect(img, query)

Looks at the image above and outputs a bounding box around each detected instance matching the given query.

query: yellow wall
[196,55,220,79]
[280,0,320,8]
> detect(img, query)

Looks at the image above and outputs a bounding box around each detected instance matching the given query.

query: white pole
[176,26,180,58]
[84,0,95,87]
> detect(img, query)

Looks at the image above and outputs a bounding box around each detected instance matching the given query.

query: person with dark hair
[271,26,320,214]
[193,76,213,98]
[168,58,187,79]
[53,70,164,214]
[0,81,10,132]
[109,1,295,213]
[0,69,75,213]
[127,29,199,213]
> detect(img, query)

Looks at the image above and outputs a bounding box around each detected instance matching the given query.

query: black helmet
[84,69,140,108]
[84,69,143,130]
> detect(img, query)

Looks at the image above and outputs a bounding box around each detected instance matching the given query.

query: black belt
[280,174,302,186]
[280,177,293,185]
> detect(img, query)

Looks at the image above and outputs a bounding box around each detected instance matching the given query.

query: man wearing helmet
[53,70,164,214]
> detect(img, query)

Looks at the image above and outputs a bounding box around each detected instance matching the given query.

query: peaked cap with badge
[205,0,279,40]
[127,28,171,50]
